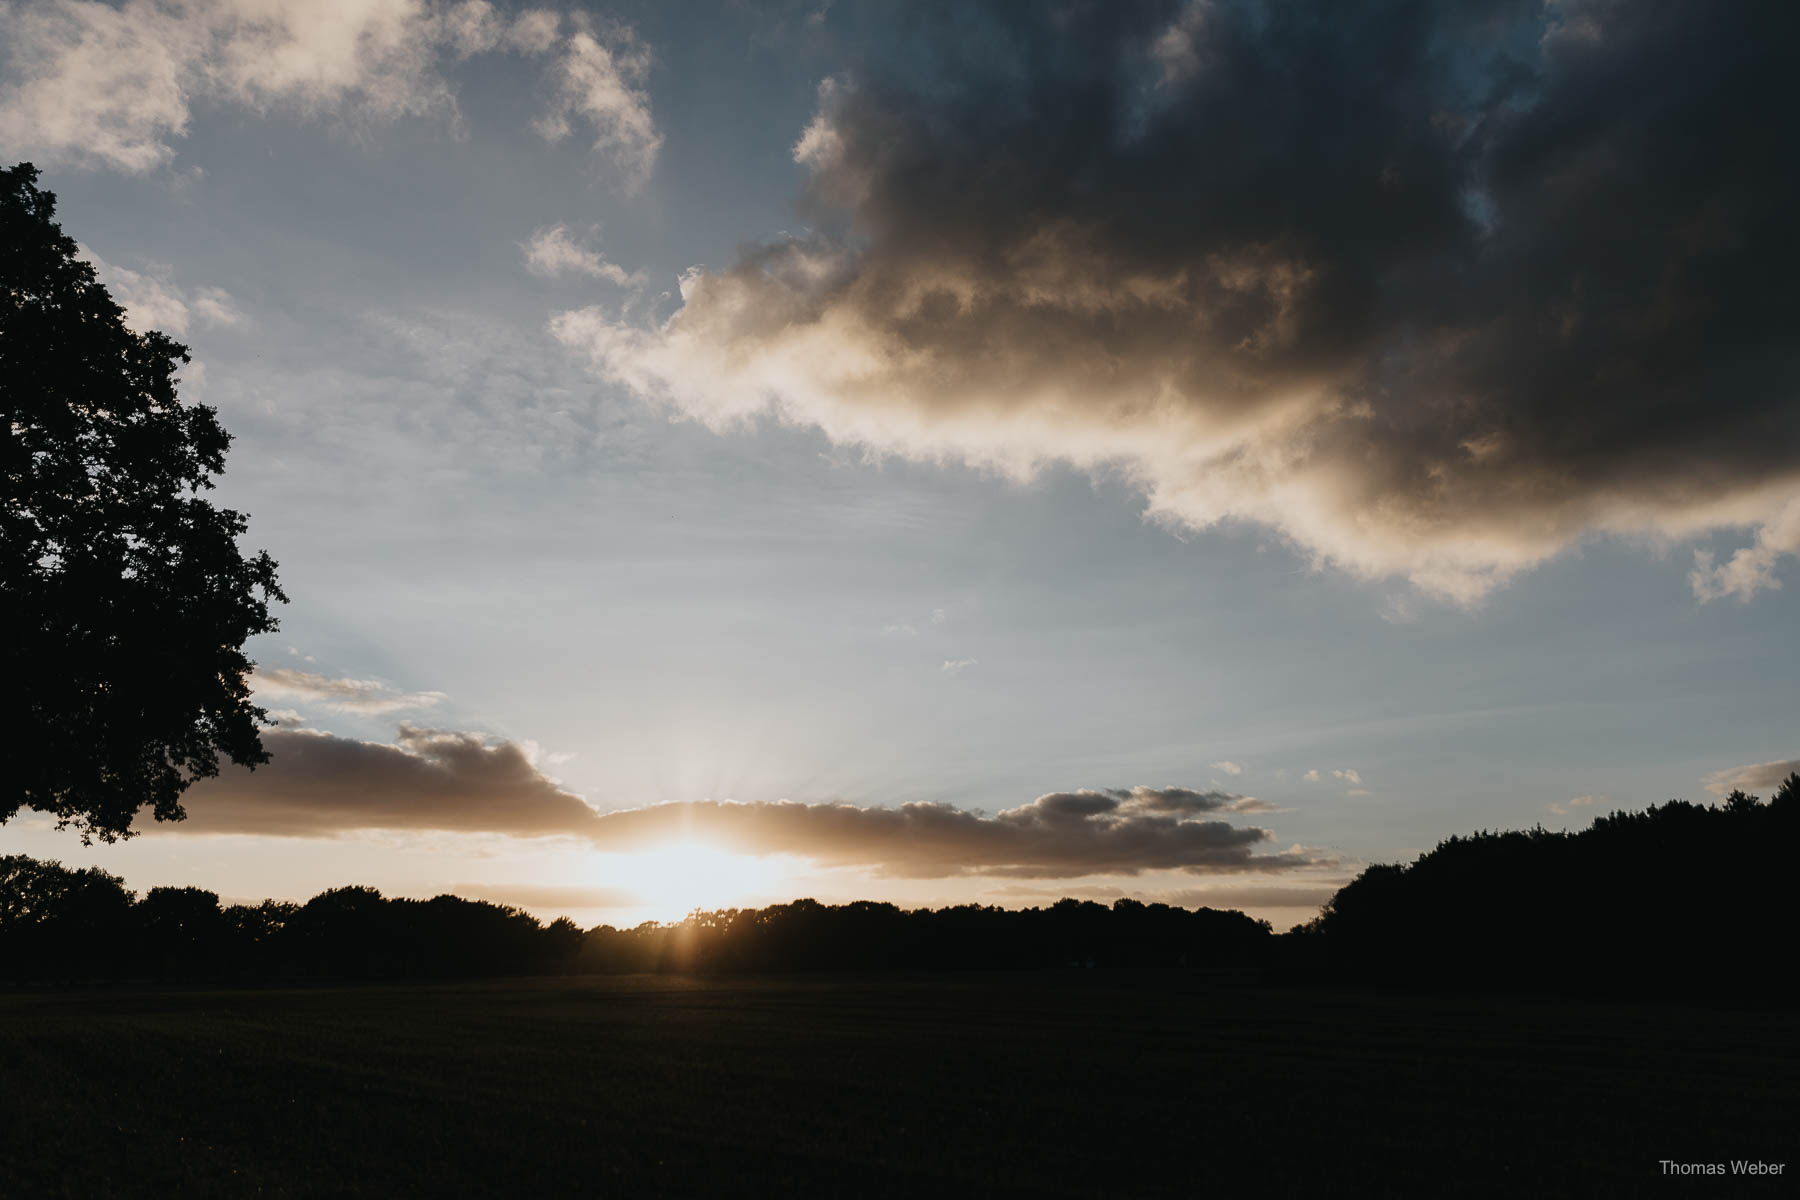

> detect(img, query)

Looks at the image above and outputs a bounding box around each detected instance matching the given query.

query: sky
[2,0,1795,930]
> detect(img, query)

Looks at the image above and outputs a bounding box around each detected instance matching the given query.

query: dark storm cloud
[559,0,1800,600]
[170,740,1310,876]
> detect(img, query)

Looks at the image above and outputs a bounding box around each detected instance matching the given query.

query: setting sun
[597,842,791,922]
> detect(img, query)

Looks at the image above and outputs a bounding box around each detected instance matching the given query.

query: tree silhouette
[136,885,227,978]
[1295,787,1796,999]
[2,162,285,842]
[0,854,135,981]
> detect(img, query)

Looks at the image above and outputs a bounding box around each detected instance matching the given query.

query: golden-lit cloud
[555,1,1800,602]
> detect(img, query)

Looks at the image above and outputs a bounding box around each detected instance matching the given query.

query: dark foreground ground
[2,973,1793,1197]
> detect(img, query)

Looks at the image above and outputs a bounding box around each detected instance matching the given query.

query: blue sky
[4,0,1795,927]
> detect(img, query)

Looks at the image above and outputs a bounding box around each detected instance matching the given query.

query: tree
[0,854,135,981]
[2,162,285,842]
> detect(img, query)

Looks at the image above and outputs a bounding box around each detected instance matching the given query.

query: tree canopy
[2,162,284,841]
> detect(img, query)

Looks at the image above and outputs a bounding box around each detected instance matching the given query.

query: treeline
[0,858,1270,983]
[4,772,1795,997]
[575,898,1273,974]
[0,868,582,983]
[1290,774,1799,1001]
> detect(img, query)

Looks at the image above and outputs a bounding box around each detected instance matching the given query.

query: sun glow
[596,840,793,922]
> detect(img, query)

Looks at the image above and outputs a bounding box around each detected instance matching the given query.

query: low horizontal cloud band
[168,729,1318,878]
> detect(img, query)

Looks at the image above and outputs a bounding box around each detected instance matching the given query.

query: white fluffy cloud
[0,1,658,178]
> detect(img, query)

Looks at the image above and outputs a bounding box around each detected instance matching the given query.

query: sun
[597,841,790,922]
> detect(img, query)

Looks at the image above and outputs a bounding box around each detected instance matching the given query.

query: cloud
[534,15,661,185]
[174,745,1318,879]
[189,286,244,327]
[1331,768,1361,786]
[0,2,659,179]
[940,658,977,674]
[1378,593,1423,625]
[1702,758,1800,797]
[76,244,243,337]
[250,668,445,715]
[1302,770,1321,784]
[1690,498,1800,602]
[523,224,645,286]
[506,8,561,56]
[578,786,1316,879]
[1209,761,1243,776]
[1569,794,1608,807]
[167,726,604,837]
[554,2,1800,602]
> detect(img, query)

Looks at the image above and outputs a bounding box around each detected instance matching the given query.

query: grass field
[2,973,1793,1197]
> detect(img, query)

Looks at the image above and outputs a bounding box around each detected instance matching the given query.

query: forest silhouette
[6,773,1793,1001]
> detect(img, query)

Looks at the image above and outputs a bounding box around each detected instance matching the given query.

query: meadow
[4,973,1793,1197]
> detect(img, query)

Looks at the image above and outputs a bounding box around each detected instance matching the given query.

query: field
[2,973,1793,1197]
